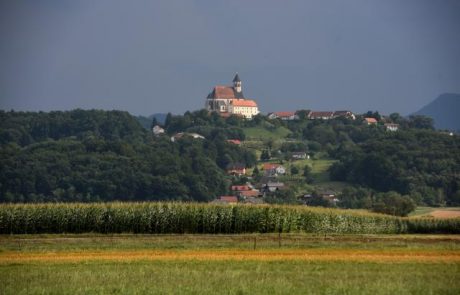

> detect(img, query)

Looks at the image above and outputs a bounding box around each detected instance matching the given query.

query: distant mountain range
[412,93,460,132]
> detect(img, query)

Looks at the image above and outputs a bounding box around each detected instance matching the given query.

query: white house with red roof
[268,111,298,120]
[205,74,259,119]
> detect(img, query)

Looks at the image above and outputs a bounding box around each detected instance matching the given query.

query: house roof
[309,111,335,118]
[364,117,378,123]
[227,139,242,145]
[207,86,245,99]
[231,185,250,191]
[219,196,238,203]
[272,111,296,118]
[333,111,353,116]
[231,99,257,107]
[263,163,280,170]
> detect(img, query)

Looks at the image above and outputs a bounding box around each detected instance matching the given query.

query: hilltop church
[205,74,259,119]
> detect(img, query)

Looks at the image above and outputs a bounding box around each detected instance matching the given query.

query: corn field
[0,202,457,234]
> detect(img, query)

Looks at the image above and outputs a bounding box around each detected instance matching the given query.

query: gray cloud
[1,0,459,115]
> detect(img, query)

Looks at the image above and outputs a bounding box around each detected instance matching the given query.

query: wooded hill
[0,109,459,209]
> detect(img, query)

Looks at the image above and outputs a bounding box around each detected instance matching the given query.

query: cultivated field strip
[1,249,459,264]
[0,202,459,234]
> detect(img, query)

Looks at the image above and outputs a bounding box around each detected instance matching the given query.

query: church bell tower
[233,73,242,93]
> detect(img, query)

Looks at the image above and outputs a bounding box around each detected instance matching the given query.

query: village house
[364,117,378,125]
[226,139,242,145]
[309,111,335,120]
[267,111,298,121]
[262,181,285,193]
[226,163,246,176]
[231,185,251,192]
[205,74,259,119]
[152,125,165,136]
[263,163,286,176]
[290,151,308,160]
[384,123,399,131]
[333,110,356,120]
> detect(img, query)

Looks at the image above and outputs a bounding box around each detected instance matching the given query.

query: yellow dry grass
[1,249,459,264]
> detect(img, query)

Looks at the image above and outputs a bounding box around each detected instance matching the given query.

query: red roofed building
[205,74,259,119]
[309,111,335,120]
[227,139,242,145]
[268,111,298,120]
[364,117,378,125]
[231,185,251,191]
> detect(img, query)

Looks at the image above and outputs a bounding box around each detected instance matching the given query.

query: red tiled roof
[364,118,378,123]
[273,111,296,117]
[263,163,280,170]
[231,185,250,191]
[212,86,236,99]
[309,111,334,118]
[227,139,242,145]
[231,99,257,107]
[219,196,238,203]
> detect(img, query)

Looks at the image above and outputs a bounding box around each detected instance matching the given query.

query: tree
[371,191,416,216]
[408,115,434,130]
[291,166,299,175]
[260,149,271,161]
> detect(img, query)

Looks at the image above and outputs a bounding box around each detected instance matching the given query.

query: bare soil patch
[430,209,460,218]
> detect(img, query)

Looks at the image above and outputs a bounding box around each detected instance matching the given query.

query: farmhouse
[291,152,308,160]
[205,74,259,119]
[333,110,356,120]
[263,163,286,176]
[226,163,246,176]
[309,111,335,120]
[152,125,165,136]
[262,181,285,192]
[364,118,378,125]
[384,123,399,131]
[268,111,298,120]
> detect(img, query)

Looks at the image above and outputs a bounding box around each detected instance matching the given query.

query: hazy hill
[412,93,460,131]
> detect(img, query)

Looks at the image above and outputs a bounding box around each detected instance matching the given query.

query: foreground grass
[2,260,459,295]
[0,234,459,294]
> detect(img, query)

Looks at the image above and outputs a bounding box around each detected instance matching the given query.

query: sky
[0,0,459,116]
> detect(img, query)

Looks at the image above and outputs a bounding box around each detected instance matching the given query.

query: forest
[0,110,254,202]
[0,109,459,209]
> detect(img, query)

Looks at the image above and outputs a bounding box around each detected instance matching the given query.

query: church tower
[233,73,242,93]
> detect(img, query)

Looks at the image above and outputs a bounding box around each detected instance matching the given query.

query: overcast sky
[1,0,459,115]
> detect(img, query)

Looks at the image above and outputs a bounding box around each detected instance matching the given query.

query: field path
[1,248,459,264]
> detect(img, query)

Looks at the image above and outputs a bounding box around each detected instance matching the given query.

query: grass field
[1,234,459,294]
[243,126,291,140]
